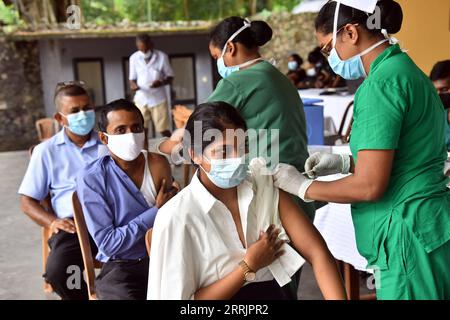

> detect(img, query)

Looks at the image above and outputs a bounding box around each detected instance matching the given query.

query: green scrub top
[207,61,315,219]
[350,44,450,270]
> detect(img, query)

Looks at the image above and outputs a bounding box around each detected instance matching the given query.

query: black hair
[430,60,450,81]
[97,99,144,132]
[184,101,247,167]
[209,16,273,50]
[54,84,89,109]
[290,54,304,66]
[315,0,403,36]
[308,47,326,65]
[136,33,152,44]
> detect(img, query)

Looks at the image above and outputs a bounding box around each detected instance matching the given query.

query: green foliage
[79,0,303,23]
[1,0,303,27]
[0,1,20,26]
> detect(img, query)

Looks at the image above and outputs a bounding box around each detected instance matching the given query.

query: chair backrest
[337,101,354,137]
[36,118,59,142]
[72,192,97,300]
[145,228,153,257]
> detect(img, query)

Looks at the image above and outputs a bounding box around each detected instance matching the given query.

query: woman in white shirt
[147,102,346,300]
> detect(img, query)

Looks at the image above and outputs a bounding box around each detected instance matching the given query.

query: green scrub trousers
[377,214,450,300]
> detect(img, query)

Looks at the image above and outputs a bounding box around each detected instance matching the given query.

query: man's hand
[50,218,76,234]
[150,80,163,88]
[172,105,193,129]
[155,179,180,208]
[130,80,139,91]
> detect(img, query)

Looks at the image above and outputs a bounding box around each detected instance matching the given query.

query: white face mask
[306,68,317,77]
[104,132,145,161]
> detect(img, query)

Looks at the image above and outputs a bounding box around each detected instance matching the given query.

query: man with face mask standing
[18,83,105,299]
[76,99,179,300]
[129,34,174,138]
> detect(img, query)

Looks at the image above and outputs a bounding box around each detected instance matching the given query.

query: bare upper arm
[353,150,395,200]
[147,152,173,191]
[278,191,330,263]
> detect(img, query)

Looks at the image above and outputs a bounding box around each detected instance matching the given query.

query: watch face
[245,272,256,282]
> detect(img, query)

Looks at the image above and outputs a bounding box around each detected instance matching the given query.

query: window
[73,58,106,106]
[169,54,197,106]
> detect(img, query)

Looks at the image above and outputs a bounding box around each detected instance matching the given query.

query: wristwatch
[239,260,256,282]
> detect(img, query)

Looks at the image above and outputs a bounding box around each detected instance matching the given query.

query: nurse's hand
[305,152,351,179]
[273,163,314,202]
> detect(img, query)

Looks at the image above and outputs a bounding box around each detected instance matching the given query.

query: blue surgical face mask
[217,56,240,79]
[327,1,396,81]
[327,39,388,80]
[288,61,298,71]
[60,110,95,136]
[201,156,248,189]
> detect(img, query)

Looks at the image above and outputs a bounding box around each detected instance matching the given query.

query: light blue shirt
[18,129,106,219]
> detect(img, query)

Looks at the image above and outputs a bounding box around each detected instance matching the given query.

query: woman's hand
[172,105,193,129]
[244,224,286,272]
[305,152,351,179]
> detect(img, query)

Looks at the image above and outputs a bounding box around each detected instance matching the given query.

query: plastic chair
[324,101,354,145]
[35,118,60,142]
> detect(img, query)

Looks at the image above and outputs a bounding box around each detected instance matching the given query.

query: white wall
[39,34,214,117]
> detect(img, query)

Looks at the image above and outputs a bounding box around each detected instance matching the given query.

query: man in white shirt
[129,34,174,138]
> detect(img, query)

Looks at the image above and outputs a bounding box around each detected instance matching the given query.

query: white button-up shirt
[129,49,174,108]
[147,158,305,300]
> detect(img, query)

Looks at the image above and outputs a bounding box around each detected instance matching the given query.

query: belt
[109,257,148,263]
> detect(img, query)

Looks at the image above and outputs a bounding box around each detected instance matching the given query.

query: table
[299,88,355,136]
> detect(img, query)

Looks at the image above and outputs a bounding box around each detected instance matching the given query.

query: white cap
[334,0,378,13]
[331,0,380,47]
[331,0,399,46]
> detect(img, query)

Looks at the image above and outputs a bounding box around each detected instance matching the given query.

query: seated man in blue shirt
[18,83,105,299]
[77,99,178,300]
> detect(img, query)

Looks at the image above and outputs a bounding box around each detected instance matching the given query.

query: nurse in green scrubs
[161,17,315,220]
[274,0,450,300]
[206,17,315,219]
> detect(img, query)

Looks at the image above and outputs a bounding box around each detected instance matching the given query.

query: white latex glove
[148,137,169,155]
[273,163,314,202]
[305,152,351,179]
[148,137,185,165]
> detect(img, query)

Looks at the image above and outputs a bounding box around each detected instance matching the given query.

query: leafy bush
[0,1,19,26]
